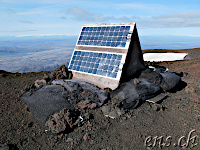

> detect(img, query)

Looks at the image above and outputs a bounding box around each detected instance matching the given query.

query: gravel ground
[0,48,199,150]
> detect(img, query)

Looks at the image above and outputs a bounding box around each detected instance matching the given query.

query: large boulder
[160,72,181,91]
[139,68,181,92]
[52,80,109,106]
[139,68,163,86]
[21,85,74,128]
[112,78,161,109]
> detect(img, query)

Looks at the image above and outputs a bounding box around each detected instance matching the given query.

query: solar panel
[67,22,144,90]
[77,25,131,48]
[69,50,125,79]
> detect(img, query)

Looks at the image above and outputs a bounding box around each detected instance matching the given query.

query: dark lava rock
[76,100,97,110]
[101,105,125,119]
[160,72,181,91]
[139,68,181,92]
[52,79,109,106]
[112,78,161,109]
[21,85,74,128]
[139,68,163,86]
[45,108,78,134]
[50,65,72,80]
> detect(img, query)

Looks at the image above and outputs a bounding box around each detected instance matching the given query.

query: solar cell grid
[77,25,131,48]
[69,50,124,79]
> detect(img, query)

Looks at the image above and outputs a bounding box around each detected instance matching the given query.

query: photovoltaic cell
[69,50,123,78]
[77,26,131,48]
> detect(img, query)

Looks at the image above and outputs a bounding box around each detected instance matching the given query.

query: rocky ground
[0,48,199,150]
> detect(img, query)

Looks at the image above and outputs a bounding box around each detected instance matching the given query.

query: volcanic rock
[34,79,46,88]
[21,85,74,128]
[52,79,108,106]
[49,65,72,80]
[112,78,161,109]
[45,108,78,134]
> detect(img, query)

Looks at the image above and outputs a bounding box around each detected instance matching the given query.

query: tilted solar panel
[77,25,132,48]
[69,50,125,79]
[68,22,144,89]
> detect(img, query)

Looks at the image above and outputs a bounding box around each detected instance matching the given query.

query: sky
[0,0,200,38]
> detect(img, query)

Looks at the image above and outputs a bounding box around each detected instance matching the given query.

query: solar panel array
[69,50,124,78]
[77,26,131,48]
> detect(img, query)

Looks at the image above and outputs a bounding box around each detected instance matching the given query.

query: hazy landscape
[1,35,200,73]
[0,36,77,72]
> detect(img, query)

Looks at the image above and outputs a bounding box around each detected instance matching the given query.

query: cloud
[1,0,61,3]
[172,34,200,37]
[19,20,33,24]
[0,30,37,33]
[6,8,16,15]
[159,11,200,18]
[65,7,200,28]
[1,0,83,5]
[114,3,169,12]
[66,6,103,22]
[65,6,132,22]
[60,16,67,20]
[16,10,45,15]
[138,11,200,28]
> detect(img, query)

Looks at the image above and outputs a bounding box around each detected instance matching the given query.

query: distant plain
[0,35,200,73]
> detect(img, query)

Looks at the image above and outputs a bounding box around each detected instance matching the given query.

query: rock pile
[21,65,182,134]
[111,67,181,109]
[45,108,78,134]
[52,80,108,106]
[50,65,72,80]
[24,65,72,91]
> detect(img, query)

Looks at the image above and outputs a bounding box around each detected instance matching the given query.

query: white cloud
[19,20,33,24]
[138,11,200,28]
[66,6,104,22]
[172,34,200,37]
[65,7,200,28]
[0,30,37,33]
[6,8,16,15]
[1,0,75,4]
[17,10,45,15]
[114,3,169,12]
[158,11,200,18]
[65,6,133,22]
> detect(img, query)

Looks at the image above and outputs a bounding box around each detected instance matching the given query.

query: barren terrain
[0,48,199,150]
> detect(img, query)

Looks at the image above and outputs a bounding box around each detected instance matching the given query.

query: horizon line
[0,34,200,38]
